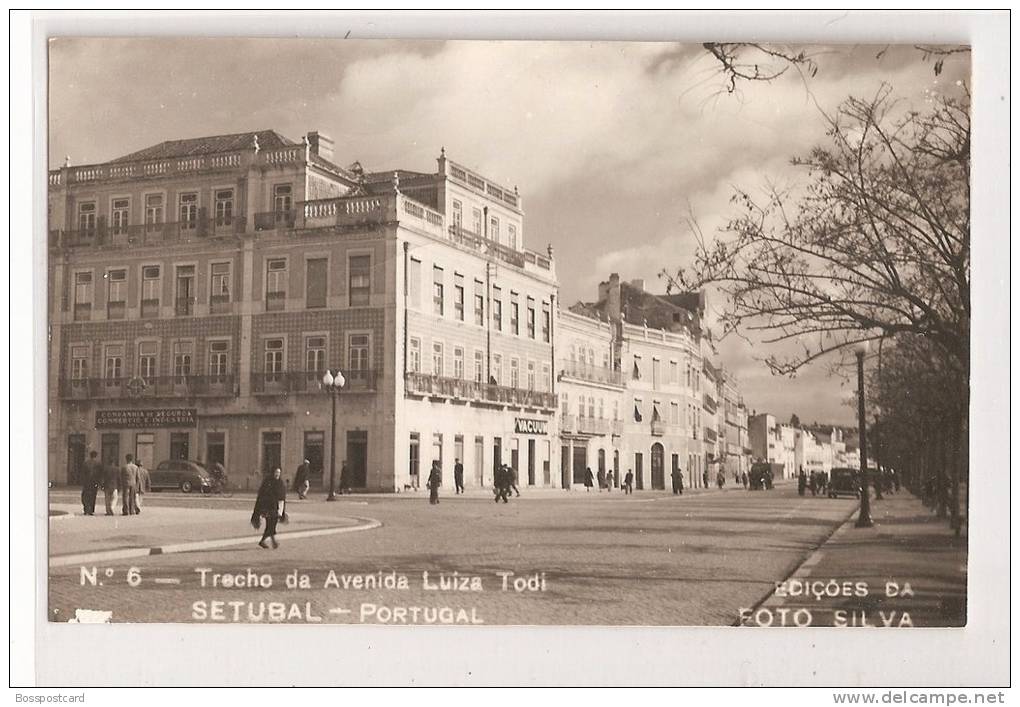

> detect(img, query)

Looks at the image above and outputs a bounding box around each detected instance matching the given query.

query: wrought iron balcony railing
[58,375,236,400]
[251,369,379,395]
[557,359,624,386]
[405,372,556,409]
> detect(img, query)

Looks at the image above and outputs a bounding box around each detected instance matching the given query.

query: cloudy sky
[48,38,969,425]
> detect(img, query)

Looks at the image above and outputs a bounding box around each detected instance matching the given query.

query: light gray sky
[48,38,969,425]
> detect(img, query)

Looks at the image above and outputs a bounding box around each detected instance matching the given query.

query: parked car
[828,467,861,498]
[151,459,214,493]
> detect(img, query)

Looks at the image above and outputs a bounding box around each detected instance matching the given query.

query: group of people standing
[79,451,151,516]
[423,458,521,505]
[797,467,829,496]
[582,467,616,493]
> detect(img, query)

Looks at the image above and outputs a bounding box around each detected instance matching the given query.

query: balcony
[703,393,718,414]
[558,359,624,387]
[252,370,379,395]
[58,375,236,400]
[52,219,247,249]
[560,414,612,436]
[405,372,556,410]
[704,426,718,443]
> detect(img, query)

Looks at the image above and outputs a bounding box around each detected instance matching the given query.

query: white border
[11,9,1011,689]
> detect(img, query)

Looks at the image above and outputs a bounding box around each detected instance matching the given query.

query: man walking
[741,471,748,490]
[119,454,139,516]
[624,469,634,495]
[81,451,102,515]
[494,465,510,504]
[427,460,442,505]
[454,458,465,494]
[509,465,521,497]
[134,460,151,514]
[596,467,606,492]
[294,459,310,500]
[670,466,681,495]
[102,458,119,516]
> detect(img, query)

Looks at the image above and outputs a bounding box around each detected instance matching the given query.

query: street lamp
[322,369,346,501]
[854,340,873,528]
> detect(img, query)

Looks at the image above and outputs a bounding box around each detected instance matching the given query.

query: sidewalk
[48,502,372,565]
[750,490,967,627]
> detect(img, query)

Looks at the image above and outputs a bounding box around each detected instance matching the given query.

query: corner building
[48,131,557,491]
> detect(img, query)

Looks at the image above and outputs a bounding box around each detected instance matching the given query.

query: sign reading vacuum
[95,408,198,429]
[514,418,548,435]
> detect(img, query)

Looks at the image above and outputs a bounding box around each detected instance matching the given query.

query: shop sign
[95,408,198,429]
[514,418,548,435]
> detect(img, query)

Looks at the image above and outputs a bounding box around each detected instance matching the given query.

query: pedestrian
[134,461,151,514]
[339,461,351,495]
[596,468,606,492]
[427,460,442,505]
[734,469,740,486]
[119,454,139,516]
[798,468,807,496]
[102,459,119,516]
[808,472,818,497]
[703,469,709,489]
[454,458,465,494]
[624,469,634,495]
[253,467,287,549]
[494,465,510,504]
[741,471,748,490]
[509,465,521,497]
[293,459,310,500]
[670,467,681,495]
[678,471,684,495]
[584,467,594,493]
[716,469,725,489]
[892,469,901,493]
[80,451,101,515]
[606,469,614,492]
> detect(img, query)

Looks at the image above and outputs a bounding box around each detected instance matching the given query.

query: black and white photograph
[11,9,1010,691]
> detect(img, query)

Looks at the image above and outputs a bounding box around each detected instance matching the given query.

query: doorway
[67,434,86,485]
[527,439,536,486]
[651,443,665,490]
[101,433,120,470]
[261,431,282,473]
[635,452,644,490]
[560,444,570,489]
[346,430,368,487]
[613,449,620,488]
[135,433,155,471]
[303,431,325,488]
[206,432,226,469]
[492,437,502,479]
[409,433,420,489]
[170,432,190,461]
[572,445,588,485]
[510,438,519,474]
[474,436,485,487]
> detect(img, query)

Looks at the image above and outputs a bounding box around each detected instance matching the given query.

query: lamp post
[854,341,873,528]
[322,369,346,501]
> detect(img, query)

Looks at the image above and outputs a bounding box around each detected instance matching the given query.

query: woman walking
[253,467,287,549]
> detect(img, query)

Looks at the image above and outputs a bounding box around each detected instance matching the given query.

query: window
[561,393,569,416]
[173,341,193,379]
[179,192,198,229]
[70,345,88,380]
[526,300,536,339]
[453,347,465,380]
[670,401,680,425]
[348,334,370,371]
[526,360,536,390]
[264,339,284,379]
[432,266,444,315]
[409,338,421,373]
[670,360,679,385]
[78,202,96,234]
[473,350,484,383]
[266,259,287,311]
[136,341,157,380]
[305,258,327,309]
[510,357,519,389]
[634,398,643,422]
[104,344,124,381]
[141,266,160,318]
[652,359,661,389]
[106,269,126,319]
[542,306,551,343]
[541,363,551,391]
[508,224,518,250]
[472,208,482,235]
[490,216,500,242]
[349,255,371,306]
[492,354,503,385]
[613,400,619,421]
[73,272,93,321]
[432,341,444,376]
[598,398,605,419]
[305,336,326,373]
[474,280,485,325]
[452,200,462,230]
[274,184,293,219]
[510,299,519,335]
[408,258,422,309]
[454,277,465,321]
[209,340,230,378]
[175,265,195,316]
[492,287,502,331]
[577,395,585,418]
[144,194,163,227]
[588,396,596,418]
[633,355,642,380]
[111,199,129,235]
[210,262,231,313]
[214,189,233,226]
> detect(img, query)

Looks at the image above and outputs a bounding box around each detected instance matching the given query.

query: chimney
[630,278,645,291]
[607,273,622,323]
[306,131,334,162]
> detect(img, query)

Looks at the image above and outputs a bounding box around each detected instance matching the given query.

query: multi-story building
[719,370,751,480]
[48,130,557,491]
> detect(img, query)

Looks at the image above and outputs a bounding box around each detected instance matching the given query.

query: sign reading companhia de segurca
[514,418,548,435]
[95,408,198,429]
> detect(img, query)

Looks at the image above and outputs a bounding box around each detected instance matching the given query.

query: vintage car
[150,459,214,493]
[828,467,861,498]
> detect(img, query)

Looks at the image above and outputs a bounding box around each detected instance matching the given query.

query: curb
[49,516,382,568]
[733,501,861,625]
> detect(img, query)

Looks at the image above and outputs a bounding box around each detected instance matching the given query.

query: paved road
[49,484,857,625]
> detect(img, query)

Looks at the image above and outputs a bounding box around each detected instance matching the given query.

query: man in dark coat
[294,459,310,499]
[427,460,442,505]
[254,468,287,549]
[623,470,634,495]
[453,458,465,494]
[494,465,510,504]
[670,467,681,495]
[81,451,102,515]
[584,467,594,493]
[798,468,807,496]
[339,461,351,495]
